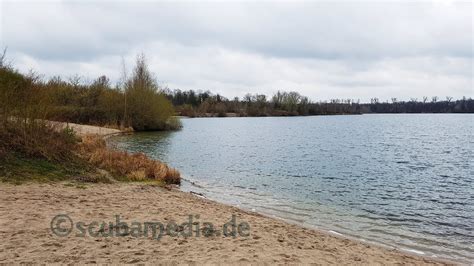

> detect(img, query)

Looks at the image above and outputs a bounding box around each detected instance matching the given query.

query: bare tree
[68,75,81,87]
[243,93,253,104]
[0,47,6,67]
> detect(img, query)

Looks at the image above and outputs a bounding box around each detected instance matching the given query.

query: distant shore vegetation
[166,90,474,117]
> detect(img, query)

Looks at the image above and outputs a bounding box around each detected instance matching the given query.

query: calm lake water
[110,114,473,262]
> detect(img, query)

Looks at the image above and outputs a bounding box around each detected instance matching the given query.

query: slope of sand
[0,183,454,264]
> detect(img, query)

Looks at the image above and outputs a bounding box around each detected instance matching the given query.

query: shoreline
[8,122,460,264]
[180,178,467,265]
[0,182,458,264]
[177,112,473,119]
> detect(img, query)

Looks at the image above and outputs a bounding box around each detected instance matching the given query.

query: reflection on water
[110,114,474,263]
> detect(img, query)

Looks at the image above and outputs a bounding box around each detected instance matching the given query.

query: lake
[110,114,473,262]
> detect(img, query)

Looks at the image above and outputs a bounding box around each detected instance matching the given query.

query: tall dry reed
[77,135,180,184]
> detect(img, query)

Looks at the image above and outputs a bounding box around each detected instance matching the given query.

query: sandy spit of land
[0,183,455,265]
[48,121,122,137]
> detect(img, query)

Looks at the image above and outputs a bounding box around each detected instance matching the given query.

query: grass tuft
[78,135,181,185]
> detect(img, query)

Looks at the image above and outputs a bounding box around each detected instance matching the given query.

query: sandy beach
[0,182,455,264]
[48,121,122,137]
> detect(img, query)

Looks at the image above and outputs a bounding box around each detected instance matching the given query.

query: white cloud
[1,1,472,102]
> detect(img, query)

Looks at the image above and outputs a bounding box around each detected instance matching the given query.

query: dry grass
[77,135,180,184]
[0,146,6,160]
[0,121,77,162]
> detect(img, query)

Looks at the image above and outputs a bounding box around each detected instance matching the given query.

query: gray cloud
[1,1,472,101]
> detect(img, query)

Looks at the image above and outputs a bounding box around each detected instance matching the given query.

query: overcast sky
[1,0,472,102]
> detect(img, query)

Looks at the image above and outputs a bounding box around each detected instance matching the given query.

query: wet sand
[0,183,455,264]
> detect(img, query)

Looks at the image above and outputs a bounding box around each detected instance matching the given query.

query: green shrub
[124,54,177,130]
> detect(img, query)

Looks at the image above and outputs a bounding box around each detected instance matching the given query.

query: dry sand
[48,121,122,137]
[0,182,455,265]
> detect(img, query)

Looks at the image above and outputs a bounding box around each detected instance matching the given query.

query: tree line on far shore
[165,89,474,117]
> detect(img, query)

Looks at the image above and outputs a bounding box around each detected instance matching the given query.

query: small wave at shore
[180,176,473,264]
